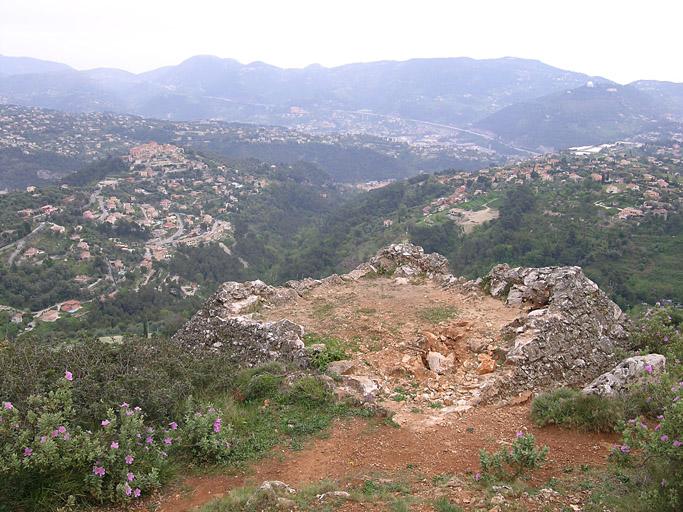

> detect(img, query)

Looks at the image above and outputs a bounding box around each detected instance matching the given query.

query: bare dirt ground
[449,207,499,234]
[152,277,616,511]
[156,405,615,512]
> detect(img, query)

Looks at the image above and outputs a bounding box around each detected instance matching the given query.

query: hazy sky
[1,0,681,84]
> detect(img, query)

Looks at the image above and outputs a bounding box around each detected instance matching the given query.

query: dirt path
[156,404,615,512]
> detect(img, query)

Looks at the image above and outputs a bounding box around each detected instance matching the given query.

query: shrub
[479,433,549,481]
[531,388,623,432]
[0,336,237,428]
[0,376,169,510]
[283,376,333,407]
[631,307,683,365]
[614,381,683,511]
[0,371,236,510]
[177,403,233,464]
[304,335,349,371]
[242,373,284,402]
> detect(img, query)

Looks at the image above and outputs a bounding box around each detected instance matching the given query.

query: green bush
[615,381,683,511]
[242,373,284,402]
[304,335,349,371]
[479,433,549,481]
[0,337,237,428]
[631,307,683,364]
[284,376,333,407]
[177,403,233,464]
[0,377,168,510]
[531,388,623,432]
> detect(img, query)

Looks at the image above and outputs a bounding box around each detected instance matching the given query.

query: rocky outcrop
[482,264,631,394]
[582,354,666,397]
[369,243,450,277]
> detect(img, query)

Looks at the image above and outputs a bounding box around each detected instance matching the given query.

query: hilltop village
[0,142,265,329]
[419,140,682,232]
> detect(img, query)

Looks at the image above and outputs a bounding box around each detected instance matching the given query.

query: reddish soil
[149,277,615,511]
[156,404,615,512]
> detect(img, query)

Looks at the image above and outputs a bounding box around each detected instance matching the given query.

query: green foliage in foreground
[531,388,623,433]
[478,433,549,481]
[0,337,367,511]
[303,334,349,371]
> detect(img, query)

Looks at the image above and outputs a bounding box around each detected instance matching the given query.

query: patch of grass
[312,301,335,319]
[434,496,464,512]
[304,334,351,371]
[418,306,458,324]
[531,388,623,432]
[357,307,377,315]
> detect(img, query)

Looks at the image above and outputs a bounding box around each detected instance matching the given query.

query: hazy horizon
[2,0,683,84]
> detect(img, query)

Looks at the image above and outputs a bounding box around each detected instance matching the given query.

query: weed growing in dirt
[531,388,623,432]
[312,301,336,319]
[304,334,350,371]
[434,496,464,512]
[479,433,549,481]
[418,305,458,324]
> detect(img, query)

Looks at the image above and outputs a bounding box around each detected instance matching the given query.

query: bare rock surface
[481,264,631,395]
[582,354,666,396]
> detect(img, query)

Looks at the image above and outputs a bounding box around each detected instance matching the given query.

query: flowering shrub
[478,432,549,481]
[631,307,683,366]
[615,380,683,510]
[176,403,233,463]
[0,371,229,510]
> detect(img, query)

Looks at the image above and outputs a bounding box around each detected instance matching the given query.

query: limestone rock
[369,242,449,276]
[483,264,631,393]
[339,375,379,401]
[582,354,666,397]
[326,360,356,375]
[426,351,455,374]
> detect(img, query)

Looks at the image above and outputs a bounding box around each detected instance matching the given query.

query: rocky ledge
[173,243,634,402]
[482,264,631,396]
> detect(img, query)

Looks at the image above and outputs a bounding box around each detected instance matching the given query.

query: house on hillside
[60,300,82,313]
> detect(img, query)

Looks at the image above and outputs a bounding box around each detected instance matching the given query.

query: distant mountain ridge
[1,54,683,151]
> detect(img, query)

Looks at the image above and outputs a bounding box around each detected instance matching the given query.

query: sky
[1,0,682,84]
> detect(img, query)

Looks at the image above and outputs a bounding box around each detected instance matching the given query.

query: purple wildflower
[516,431,524,438]
[124,483,132,496]
[2,402,13,410]
[62,432,70,441]
[145,436,153,444]
[661,435,670,442]
[164,437,172,445]
[111,441,119,449]
[169,421,178,430]
[125,454,134,465]
[127,472,135,481]
[58,426,66,434]
[620,444,630,454]
[133,488,141,498]
[213,417,222,433]
[64,370,73,381]
[120,402,129,408]
[39,436,47,444]
[474,472,482,481]
[93,465,106,477]
[23,447,32,457]
[101,419,111,427]
[645,364,653,374]
[673,440,682,447]
[655,423,661,431]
